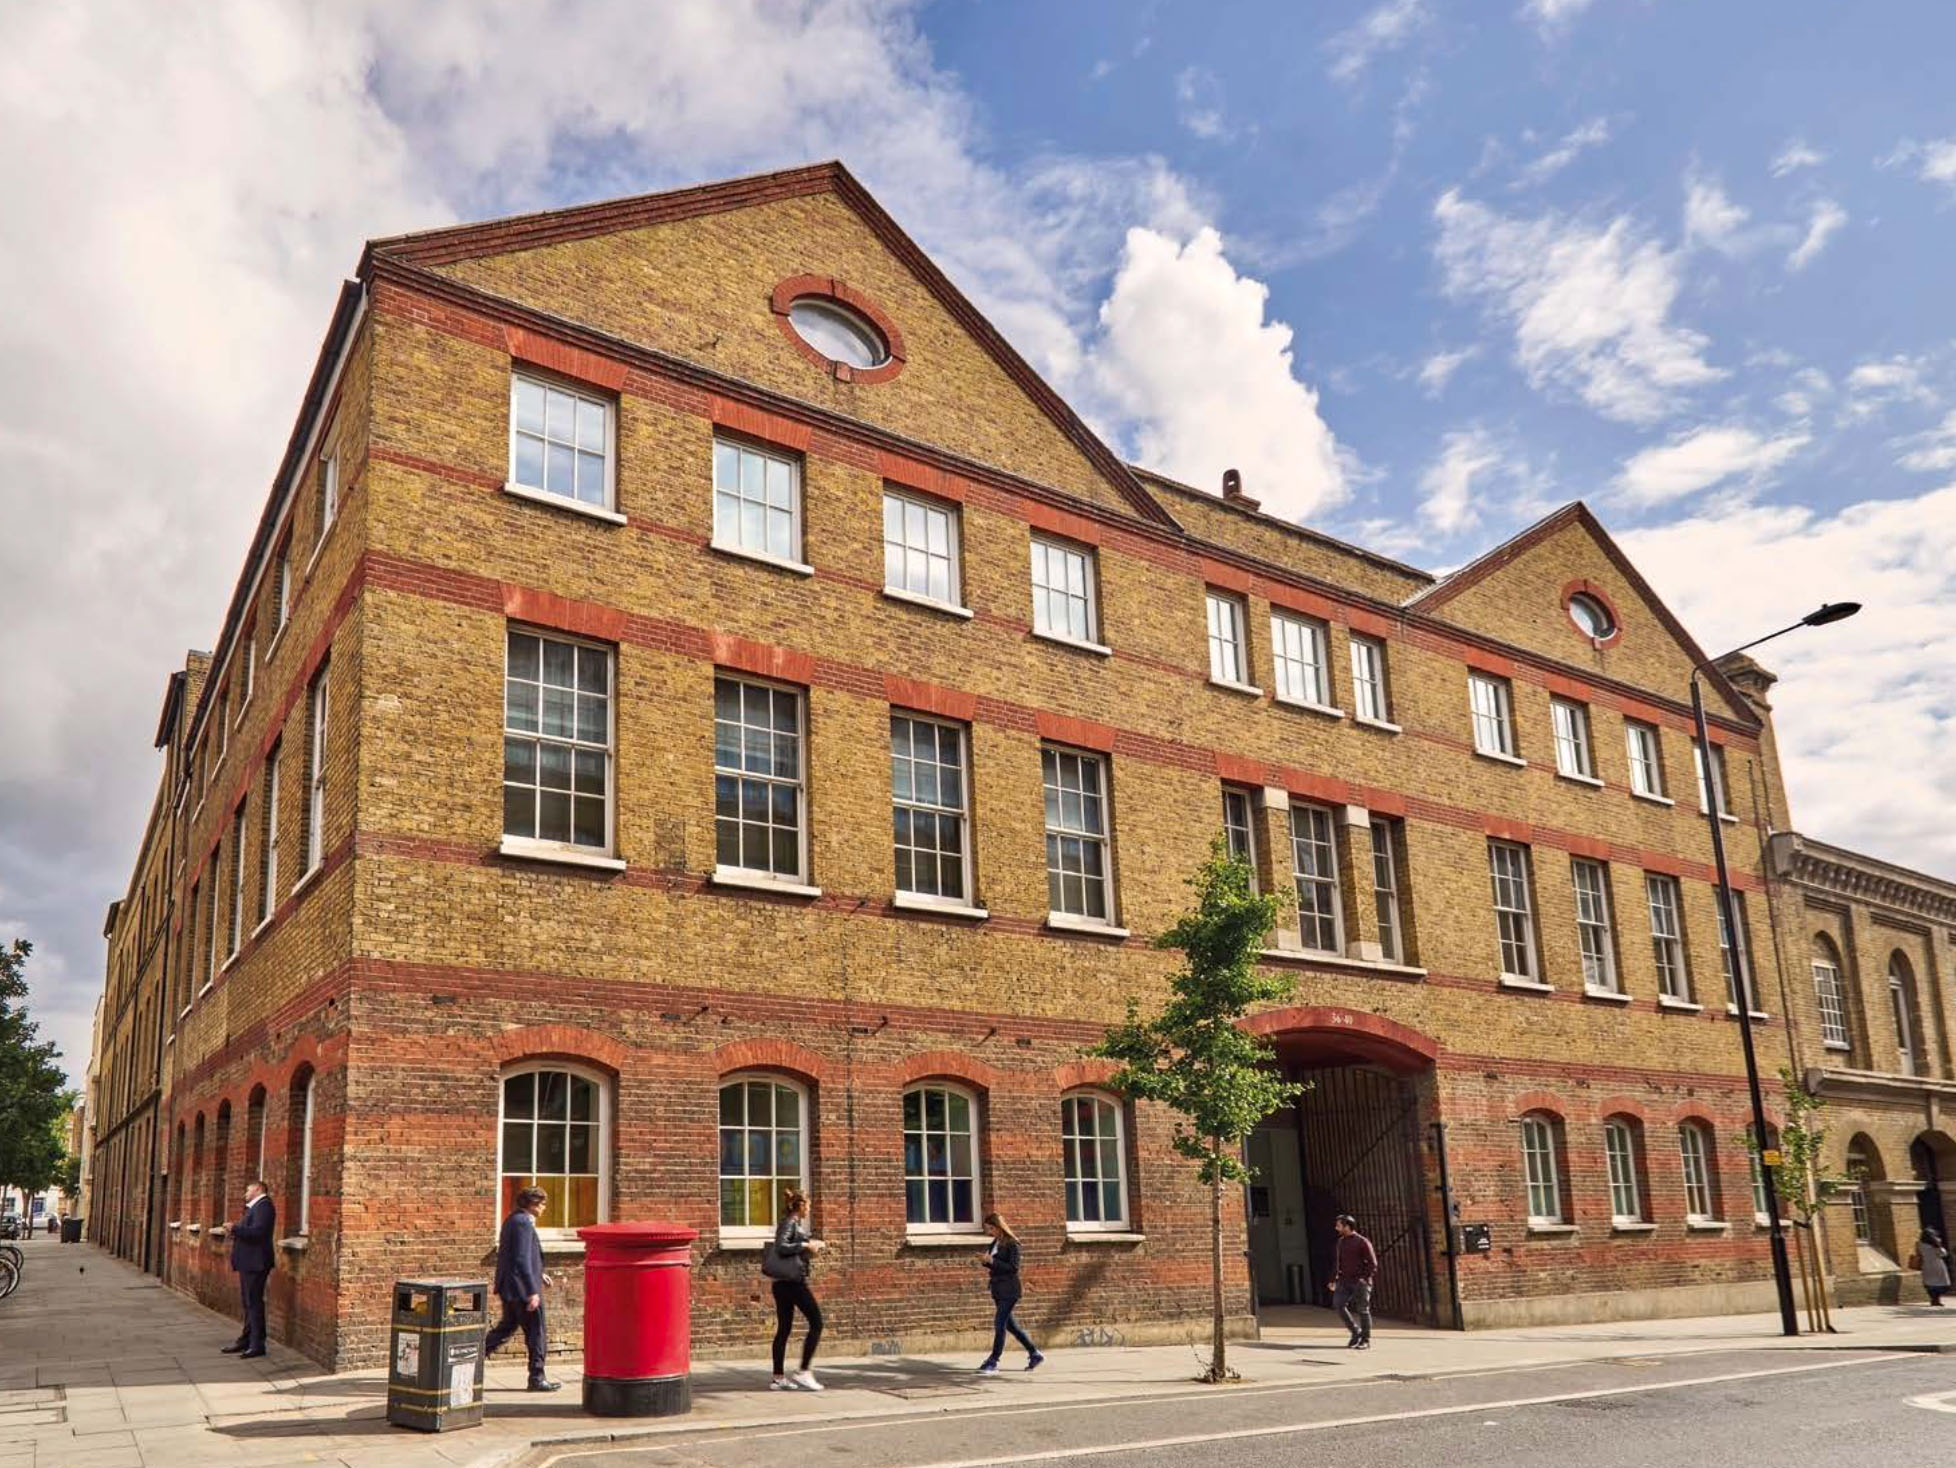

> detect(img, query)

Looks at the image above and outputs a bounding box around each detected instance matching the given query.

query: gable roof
[363,161,1178,530]
[1406,502,1758,727]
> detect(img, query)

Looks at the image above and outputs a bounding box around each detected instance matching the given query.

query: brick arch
[769,274,909,386]
[1054,1059,1121,1093]
[1513,1091,1569,1119]
[1244,1007,1440,1074]
[1561,578,1624,649]
[1665,1102,1722,1129]
[897,1050,1002,1092]
[1594,1097,1650,1123]
[489,1023,628,1074]
[710,1039,831,1086]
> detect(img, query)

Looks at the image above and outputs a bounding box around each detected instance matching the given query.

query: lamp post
[1691,600,1859,1338]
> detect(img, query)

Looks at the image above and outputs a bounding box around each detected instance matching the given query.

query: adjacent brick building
[87,163,1847,1367]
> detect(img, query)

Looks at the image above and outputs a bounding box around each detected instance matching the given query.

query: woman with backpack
[976,1212,1043,1375]
[1909,1227,1952,1306]
[764,1189,826,1390]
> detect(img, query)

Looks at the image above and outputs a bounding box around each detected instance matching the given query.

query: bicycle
[0,1254,17,1302]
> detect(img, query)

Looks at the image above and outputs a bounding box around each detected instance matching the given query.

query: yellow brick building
[88,164,1831,1367]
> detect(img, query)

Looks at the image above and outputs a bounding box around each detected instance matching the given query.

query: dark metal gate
[1292,1064,1435,1323]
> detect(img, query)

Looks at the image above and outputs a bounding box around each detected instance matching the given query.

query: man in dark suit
[223,1180,276,1358]
[484,1186,559,1391]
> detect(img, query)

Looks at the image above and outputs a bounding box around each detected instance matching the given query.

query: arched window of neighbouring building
[1062,1092,1128,1231]
[1810,935,1850,1052]
[498,1064,608,1233]
[718,1075,809,1241]
[904,1084,979,1232]
[1889,953,1921,1077]
[1846,1137,1876,1245]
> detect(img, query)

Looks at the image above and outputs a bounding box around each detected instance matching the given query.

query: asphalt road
[532,1348,1956,1468]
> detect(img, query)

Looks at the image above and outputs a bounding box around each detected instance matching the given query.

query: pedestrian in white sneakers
[762,1189,826,1391]
[976,1212,1043,1375]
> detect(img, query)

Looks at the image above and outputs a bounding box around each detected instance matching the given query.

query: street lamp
[1691,600,1859,1338]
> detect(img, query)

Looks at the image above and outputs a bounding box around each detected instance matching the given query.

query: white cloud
[1770,139,1826,177]
[1092,226,1348,522]
[1512,116,1613,188]
[1774,365,1832,418]
[1174,66,1229,140]
[1613,425,1809,508]
[1418,428,1504,535]
[1786,198,1847,271]
[1621,489,1956,879]
[1843,356,1934,420]
[1896,410,1956,474]
[1683,172,1751,254]
[1326,0,1428,84]
[1432,190,1722,423]
[1418,346,1480,395]
[1520,0,1598,36]
[1881,137,1956,191]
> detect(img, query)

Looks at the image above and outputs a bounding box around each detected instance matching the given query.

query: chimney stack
[1220,468,1260,511]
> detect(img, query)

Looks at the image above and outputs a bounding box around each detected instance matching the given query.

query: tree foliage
[1747,1066,1852,1225]
[0,939,72,1205]
[1093,842,1300,1380]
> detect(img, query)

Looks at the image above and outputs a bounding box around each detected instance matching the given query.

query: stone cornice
[1771,832,1956,926]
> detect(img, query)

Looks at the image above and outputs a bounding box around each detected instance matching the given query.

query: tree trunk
[1209,1147,1227,1382]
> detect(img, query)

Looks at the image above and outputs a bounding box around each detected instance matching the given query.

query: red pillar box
[577,1221,699,1417]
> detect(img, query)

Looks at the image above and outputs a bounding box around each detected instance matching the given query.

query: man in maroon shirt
[1331,1213,1377,1349]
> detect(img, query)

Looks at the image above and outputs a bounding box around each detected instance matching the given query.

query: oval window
[1569,593,1616,640]
[787,299,888,370]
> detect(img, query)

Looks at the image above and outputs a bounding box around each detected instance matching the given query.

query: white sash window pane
[1646,875,1690,1001]
[1206,592,1247,685]
[1571,859,1617,991]
[891,715,970,903]
[1604,1120,1643,1223]
[1371,820,1404,964]
[511,375,614,509]
[715,678,804,880]
[1626,721,1665,797]
[1489,841,1538,980]
[1031,537,1097,643]
[1271,613,1330,706]
[1521,1115,1564,1224]
[1350,636,1390,722]
[1290,804,1342,953]
[713,438,801,561]
[1551,699,1594,778]
[1044,748,1112,920]
[505,632,613,853]
[883,490,960,605]
[1470,674,1515,757]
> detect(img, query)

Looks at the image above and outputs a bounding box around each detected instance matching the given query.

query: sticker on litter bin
[450,1370,474,1409]
[395,1334,420,1378]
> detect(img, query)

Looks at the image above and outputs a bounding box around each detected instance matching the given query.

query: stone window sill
[883,587,974,620]
[1046,913,1131,940]
[291,863,326,899]
[1499,975,1554,993]
[1065,1231,1145,1244]
[1211,678,1266,699]
[1274,694,1345,720]
[1686,1219,1729,1233]
[498,837,627,873]
[712,867,822,898]
[538,1238,587,1255]
[715,1237,769,1252]
[1612,1221,1659,1234]
[1527,1222,1578,1236]
[904,1232,992,1248]
[1476,748,1528,769]
[502,480,628,526]
[1031,629,1113,658]
[1557,771,1605,789]
[1583,987,1633,1004]
[1725,1005,1772,1022]
[1259,949,1427,980]
[1658,996,1703,1013]
[710,540,814,577]
[210,1226,228,1239]
[1354,716,1402,735]
[1631,790,1675,807]
[892,893,989,920]
[278,1236,310,1253]
[188,1224,203,1236]
[1823,1040,1851,1052]
[250,915,275,942]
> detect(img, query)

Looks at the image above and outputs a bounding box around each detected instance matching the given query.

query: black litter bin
[386,1279,489,1432]
[61,1218,81,1243]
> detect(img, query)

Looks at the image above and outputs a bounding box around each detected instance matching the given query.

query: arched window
[1749,1124,1780,1223]
[1810,935,1850,1051]
[190,1113,206,1229]
[1846,1137,1875,1244]
[1679,1121,1719,1223]
[1888,954,1919,1076]
[247,1085,268,1179]
[1603,1117,1646,1225]
[499,1063,609,1233]
[1062,1093,1128,1231]
[904,1083,980,1232]
[718,1075,809,1240]
[212,1101,233,1226]
[288,1066,315,1235]
[1519,1112,1566,1226]
[172,1121,186,1222]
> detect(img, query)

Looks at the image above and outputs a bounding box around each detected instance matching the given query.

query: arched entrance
[1910,1132,1956,1242]
[1243,1008,1440,1323]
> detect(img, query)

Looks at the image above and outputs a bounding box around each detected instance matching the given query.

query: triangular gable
[1408,503,1756,725]
[365,162,1176,529]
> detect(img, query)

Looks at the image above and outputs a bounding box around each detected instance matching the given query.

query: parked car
[0,1216,20,1241]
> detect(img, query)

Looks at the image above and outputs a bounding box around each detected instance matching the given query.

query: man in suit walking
[223,1180,276,1358]
[484,1186,560,1391]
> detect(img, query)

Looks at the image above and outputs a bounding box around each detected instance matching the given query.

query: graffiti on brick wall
[867,1337,904,1356]
[1073,1325,1125,1348]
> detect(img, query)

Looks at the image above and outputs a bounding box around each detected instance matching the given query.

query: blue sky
[2,0,1953,1085]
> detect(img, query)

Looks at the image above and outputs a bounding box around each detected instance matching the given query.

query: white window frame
[1695,741,1731,817]
[1489,841,1539,981]
[903,1083,981,1234]
[1062,1092,1129,1232]
[1521,1114,1565,1225]
[316,445,340,549]
[1043,746,1114,923]
[1206,591,1250,687]
[502,629,616,857]
[497,1061,612,1239]
[274,542,292,637]
[228,801,248,957]
[1604,1119,1644,1224]
[203,863,219,991]
[1889,957,1917,1076]
[1469,673,1517,758]
[714,676,808,885]
[717,1073,810,1242]
[1289,803,1343,955]
[1846,1147,1873,1244]
[1625,721,1665,798]
[1030,535,1099,647]
[295,1074,315,1235]
[1222,787,1256,887]
[712,436,804,567]
[1271,611,1333,709]
[1679,1122,1717,1223]
[1646,874,1691,1002]
[1571,858,1618,992]
[258,748,280,927]
[1550,698,1596,780]
[1717,891,1757,1012]
[1350,635,1391,723]
[891,713,973,907]
[1812,950,1850,1050]
[510,372,617,513]
[238,634,255,713]
[882,489,962,609]
[1370,819,1404,964]
[303,667,330,876]
[1749,1137,1773,1223]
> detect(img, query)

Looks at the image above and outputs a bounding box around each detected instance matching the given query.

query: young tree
[1748,1067,1852,1333]
[1093,841,1299,1382]
[0,940,71,1217]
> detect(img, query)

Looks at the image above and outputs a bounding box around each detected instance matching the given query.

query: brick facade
[89,163,1827,1368]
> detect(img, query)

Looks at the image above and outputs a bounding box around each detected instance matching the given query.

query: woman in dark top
[977,1212,1044,1374]
[768,1189,826,1391]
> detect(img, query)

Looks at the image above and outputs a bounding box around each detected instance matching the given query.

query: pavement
[3,1232,1954,1468]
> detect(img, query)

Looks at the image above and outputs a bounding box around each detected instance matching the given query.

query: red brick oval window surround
[769,275,907,386]
[1561,580,1624,649]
